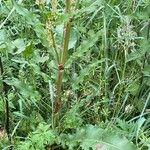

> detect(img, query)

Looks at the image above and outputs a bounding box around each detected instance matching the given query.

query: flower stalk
[53,0,72,127]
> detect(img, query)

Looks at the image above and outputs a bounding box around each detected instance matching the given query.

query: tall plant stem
[61,21,72,65]
[50,29,60,63]
[53,0,72,127]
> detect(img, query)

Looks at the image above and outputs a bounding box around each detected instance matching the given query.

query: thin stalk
[61,21,72,65]
[103,10,109,99]
[50,29,60,63]
[46,18,60,63]
[53,0,72,127]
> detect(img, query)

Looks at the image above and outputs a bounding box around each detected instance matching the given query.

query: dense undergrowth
[0,0,150,150]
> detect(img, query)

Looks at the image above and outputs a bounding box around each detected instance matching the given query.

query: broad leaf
[66,125,137,150]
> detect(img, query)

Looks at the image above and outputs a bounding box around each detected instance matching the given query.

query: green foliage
[14,123,137,150]
[0,0,150,149]
[16,123,56,150]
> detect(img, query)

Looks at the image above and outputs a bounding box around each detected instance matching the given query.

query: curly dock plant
[47,0,73,127]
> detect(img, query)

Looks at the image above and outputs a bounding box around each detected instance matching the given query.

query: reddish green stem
[53,0,72,127]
